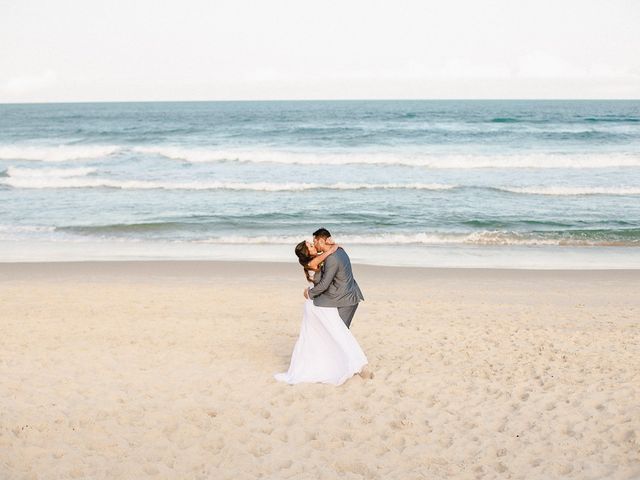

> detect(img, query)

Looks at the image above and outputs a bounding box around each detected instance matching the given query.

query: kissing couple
[274,228,373,386]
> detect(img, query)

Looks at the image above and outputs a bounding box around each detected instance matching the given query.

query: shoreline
[2,239,640,270]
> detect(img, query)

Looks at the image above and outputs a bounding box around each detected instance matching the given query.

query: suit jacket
[308,247,364,308]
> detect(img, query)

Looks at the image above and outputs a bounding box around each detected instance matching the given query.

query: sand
[1,261,639,479]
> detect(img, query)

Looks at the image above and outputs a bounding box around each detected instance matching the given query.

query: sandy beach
[1,261,639,479]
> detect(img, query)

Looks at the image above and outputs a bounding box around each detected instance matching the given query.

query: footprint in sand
[494,462,508,473]
[248,442,272,458]
[360,415,373,425]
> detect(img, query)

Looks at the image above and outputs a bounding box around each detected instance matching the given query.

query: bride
[274,239,370,386]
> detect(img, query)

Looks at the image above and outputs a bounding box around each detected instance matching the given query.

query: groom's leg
[337,304,358,329]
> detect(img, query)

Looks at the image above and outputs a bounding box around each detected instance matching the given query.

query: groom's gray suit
[308,247,364,328]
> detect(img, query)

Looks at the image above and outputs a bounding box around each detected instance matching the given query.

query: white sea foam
[0,176,456,191]
[0,224,56,233]
[4,144,638,168]
[0,145,120,162]
[132,146,640,169]
[498,186,640,196]
[0,224,57,241]
[0,227,635,248]
[5,166,97,178]
[3,168,638,196]
[195,232,627,247]
[3,174,639,196]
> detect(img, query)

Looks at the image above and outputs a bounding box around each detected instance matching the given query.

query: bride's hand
[328,243,340,254]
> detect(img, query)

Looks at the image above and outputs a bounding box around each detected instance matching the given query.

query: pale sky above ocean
[1,0,639,103]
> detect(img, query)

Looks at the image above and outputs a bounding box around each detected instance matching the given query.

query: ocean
[1,99,639,268]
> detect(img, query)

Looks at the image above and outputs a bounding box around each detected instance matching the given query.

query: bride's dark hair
[295,241,315,283]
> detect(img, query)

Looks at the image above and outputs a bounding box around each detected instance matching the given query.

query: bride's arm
[306,244,339,270]
[307,255,339,299]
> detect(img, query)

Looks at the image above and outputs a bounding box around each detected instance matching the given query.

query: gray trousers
[337,304,359,329]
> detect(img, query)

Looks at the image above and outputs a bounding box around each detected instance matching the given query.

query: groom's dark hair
[313,228,332,239]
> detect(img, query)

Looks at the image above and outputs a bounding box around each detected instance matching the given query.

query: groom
[304,228,364,329]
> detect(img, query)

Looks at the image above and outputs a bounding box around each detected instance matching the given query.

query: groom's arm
[307,255,339,299]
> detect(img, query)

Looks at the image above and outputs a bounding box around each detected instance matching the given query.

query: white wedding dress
[274,290,368,386]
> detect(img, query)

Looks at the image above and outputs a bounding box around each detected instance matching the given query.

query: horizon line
[2,98,640,106]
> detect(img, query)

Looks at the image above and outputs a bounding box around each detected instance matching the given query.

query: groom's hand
[303,288,310,299]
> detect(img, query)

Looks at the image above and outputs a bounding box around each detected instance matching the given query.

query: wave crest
[497,186,640,196]
[133,147,640,169]
[196,231,640,247]
[0,145,120,162]
[2,172,639,196]
[0,176,457,191]
[5,166,97,178]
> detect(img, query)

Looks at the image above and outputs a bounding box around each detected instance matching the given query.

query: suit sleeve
[308,255,338,298]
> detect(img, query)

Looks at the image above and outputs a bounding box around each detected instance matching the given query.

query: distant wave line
[2,173,640,196]
[3,166,97,178]
[0,176,457,191]
[133,147,640,169]
[0,145,120,162]
[496,186,640,196]
[2,143,640,169]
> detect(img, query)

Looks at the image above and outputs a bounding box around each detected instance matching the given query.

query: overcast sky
[1,0,639,103]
